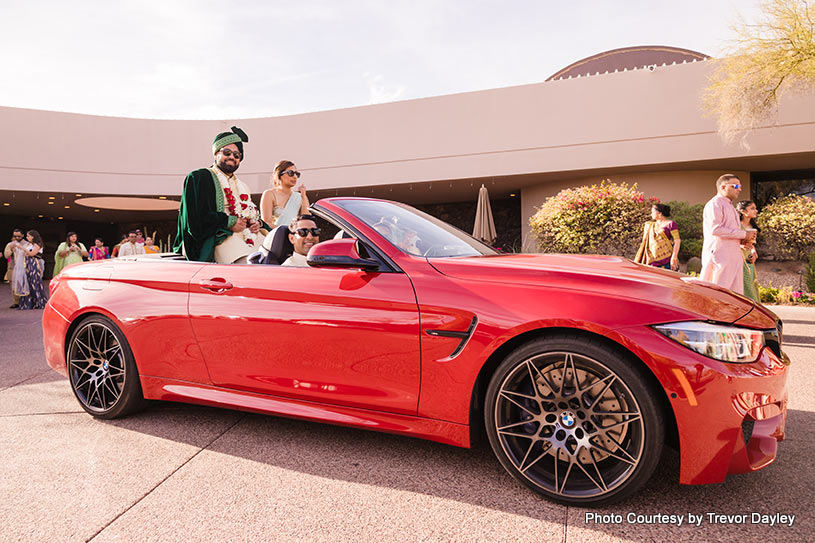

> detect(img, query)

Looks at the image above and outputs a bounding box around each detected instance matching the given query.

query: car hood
[429,253,764,325]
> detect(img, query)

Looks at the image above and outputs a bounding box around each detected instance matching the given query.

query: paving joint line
[562,505,569,543]
[0,369,54,393]
[0,411,84,418]
[85,413,247,542]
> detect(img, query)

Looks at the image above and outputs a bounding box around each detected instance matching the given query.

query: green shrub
[756,194,815,261]
[806,253,815,293]
[665,201,704,260]
[759,282,815,305]
[529,181,654,258]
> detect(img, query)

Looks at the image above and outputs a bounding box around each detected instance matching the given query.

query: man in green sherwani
[175,126,267,262]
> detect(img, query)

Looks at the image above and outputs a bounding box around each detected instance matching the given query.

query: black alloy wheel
[484,335,664,506]
[67,315,146,419]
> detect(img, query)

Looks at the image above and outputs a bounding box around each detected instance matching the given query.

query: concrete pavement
[1,285,812,542]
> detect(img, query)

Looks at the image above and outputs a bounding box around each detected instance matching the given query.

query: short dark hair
[26,230,43,246]
[94,237,104,243]
[716,174,740,187]
[288,214,318,233]
[128,230,138,236]
[12,228,24,235]
[652,203,671,217]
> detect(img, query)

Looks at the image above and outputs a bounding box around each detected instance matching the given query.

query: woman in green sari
[53,232,88,275]
[736,201,760,303]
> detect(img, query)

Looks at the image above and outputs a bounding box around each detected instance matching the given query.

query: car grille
[763,326,782,359]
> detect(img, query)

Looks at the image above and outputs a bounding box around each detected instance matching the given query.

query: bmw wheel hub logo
[560,412,575,428]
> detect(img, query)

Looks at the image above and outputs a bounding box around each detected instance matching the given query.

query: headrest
[259,225,294,265]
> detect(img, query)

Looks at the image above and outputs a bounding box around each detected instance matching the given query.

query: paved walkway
[1,284,812,542]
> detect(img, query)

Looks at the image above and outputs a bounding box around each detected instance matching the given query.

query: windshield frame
[330,198,499,259]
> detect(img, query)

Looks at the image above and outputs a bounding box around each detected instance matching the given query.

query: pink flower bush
[529,180,656,257]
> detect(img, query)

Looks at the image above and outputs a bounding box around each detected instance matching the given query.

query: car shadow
[103,400,813,536]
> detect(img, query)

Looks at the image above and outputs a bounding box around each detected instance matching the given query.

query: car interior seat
[248,225,294,265]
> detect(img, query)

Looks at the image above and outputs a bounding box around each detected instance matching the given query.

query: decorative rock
[686,257,702,274]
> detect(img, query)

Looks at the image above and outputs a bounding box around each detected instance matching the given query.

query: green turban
[212,126,249,156]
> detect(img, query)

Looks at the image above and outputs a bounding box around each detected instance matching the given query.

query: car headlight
[652,321,765,363]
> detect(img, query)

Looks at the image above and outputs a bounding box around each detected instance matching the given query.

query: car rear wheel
[484,336,664,505]
[67,315,146,419]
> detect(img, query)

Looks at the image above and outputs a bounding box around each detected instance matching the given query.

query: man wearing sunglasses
[700,174,756,294]
[175,126,269,263]
[281,214,321,267]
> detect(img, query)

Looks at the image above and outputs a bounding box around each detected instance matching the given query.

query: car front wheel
[67,315,146,419]
[484,335,664,505]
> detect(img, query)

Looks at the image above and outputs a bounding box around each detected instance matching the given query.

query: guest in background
[635,204,681,270]
[4,228,25,308]
[736,200,761,303]
[118,231,146,257]
[111,235,128,258]
[135,229,145,247]
[700,174,755,294]
[261,160,309,227]
[13,230,47,310]
[143,236,160,254]
[53,232,88,275]
[88,237,110,260]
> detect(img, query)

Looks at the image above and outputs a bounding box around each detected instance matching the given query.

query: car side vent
[741,419,755,446]
[425,316,478,360]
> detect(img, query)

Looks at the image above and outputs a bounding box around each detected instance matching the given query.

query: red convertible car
[43,198,789,505]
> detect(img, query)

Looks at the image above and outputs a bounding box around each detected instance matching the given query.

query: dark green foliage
[665,201,704,260]
[806,253,815,292]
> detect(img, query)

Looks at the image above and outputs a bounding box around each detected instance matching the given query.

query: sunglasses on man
[728,183,742,190]
[283,169,301,178]
[220,148,242,159]
[293,227,321,237]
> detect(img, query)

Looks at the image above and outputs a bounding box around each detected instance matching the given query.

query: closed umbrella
[472,184,497,245]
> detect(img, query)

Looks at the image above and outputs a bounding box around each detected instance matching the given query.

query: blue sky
[1,0,763,119]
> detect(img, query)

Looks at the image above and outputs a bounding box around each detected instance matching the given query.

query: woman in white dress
[260,160,310,227]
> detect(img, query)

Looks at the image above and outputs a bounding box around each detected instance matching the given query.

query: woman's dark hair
[94,237,104,244]
[27,230,43,246]
[652,203,671,218]
[66,231,78,244]
[736,200,760,231]
[273,160,295,185]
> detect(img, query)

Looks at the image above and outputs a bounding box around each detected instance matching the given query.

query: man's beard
[217,158,239,174]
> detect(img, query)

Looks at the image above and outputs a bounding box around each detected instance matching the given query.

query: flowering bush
[756,194,815,261]
[529,181,656,258]
[759,283,815,305]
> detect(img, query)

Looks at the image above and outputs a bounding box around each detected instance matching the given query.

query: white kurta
[700,195,747,294]
[211,167,264,264]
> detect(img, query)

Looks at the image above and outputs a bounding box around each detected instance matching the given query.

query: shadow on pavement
[96,397,812,539]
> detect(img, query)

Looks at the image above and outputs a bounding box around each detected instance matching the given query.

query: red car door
[188,263,421,415]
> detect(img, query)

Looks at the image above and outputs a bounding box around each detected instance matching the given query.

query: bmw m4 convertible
[43,197,789,505]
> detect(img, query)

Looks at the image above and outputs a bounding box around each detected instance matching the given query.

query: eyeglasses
[283,169,301,178]
[293,227,321,237]
[220,148,242,159]
[728,183,742,189]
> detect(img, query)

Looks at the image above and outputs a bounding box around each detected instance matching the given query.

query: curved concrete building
[2,45,814,255]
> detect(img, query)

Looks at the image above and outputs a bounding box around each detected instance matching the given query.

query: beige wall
[520,170,750,251]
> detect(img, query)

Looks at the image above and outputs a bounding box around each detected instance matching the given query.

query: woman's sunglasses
[293,227,321,237]
[283,169,301,178]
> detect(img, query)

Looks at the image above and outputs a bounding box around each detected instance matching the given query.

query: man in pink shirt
[700,174,757,294]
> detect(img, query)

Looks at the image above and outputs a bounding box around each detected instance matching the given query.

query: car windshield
[334,199,498,258]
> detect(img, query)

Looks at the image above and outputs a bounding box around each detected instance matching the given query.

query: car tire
[484,334,664,506]
[67,315,146,419]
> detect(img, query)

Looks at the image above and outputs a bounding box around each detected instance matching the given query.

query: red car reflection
[43,198,788,505]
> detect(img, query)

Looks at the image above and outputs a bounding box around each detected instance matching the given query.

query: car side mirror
[307,238,379,271]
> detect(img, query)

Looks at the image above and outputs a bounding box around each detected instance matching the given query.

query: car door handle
[199,278,233,293]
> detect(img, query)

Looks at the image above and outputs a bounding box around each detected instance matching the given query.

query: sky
[1,0,765,120]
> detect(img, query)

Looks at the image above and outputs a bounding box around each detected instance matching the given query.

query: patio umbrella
[472,184,497,246]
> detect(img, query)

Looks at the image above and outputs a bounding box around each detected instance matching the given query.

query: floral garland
[223,186,261,246]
